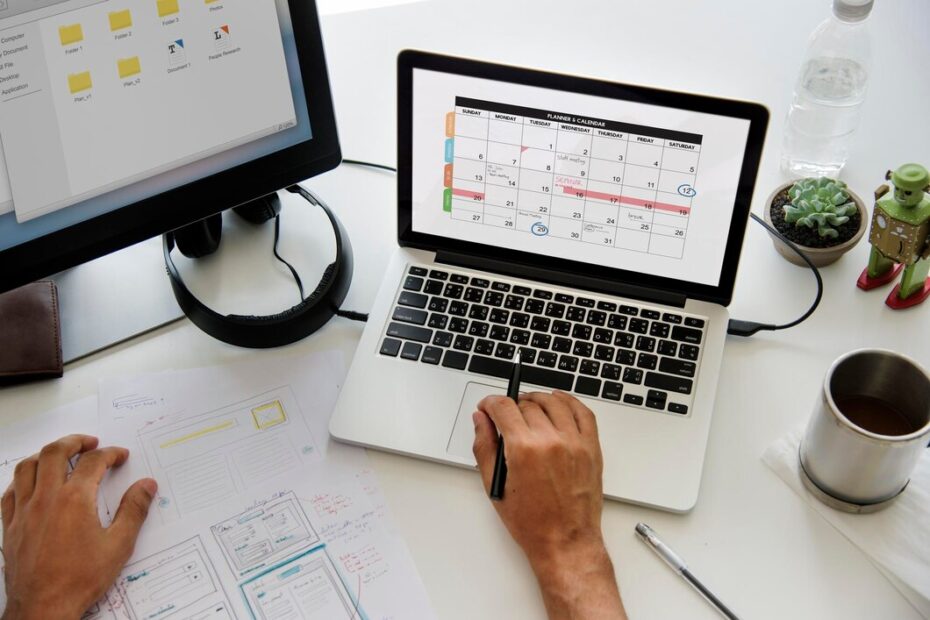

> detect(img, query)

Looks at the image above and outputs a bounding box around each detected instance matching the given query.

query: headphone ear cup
[174,213,223,258]
[233,193,282,225]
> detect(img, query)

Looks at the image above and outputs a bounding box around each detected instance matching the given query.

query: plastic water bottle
[781,0,873,177]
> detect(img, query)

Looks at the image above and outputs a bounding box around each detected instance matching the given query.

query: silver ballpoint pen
[635,523,741,620]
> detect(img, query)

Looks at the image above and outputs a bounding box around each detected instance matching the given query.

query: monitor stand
[52,236,183,364]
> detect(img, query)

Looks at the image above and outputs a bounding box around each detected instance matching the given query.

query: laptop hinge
[435,250,687,308]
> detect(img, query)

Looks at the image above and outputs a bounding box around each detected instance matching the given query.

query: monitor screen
[409,68,753,288]
[0,0,339,289]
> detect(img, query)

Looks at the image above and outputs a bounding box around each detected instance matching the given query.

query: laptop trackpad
[446,382,507,463]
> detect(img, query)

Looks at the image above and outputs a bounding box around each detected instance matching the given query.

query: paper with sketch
[96,351,435,619]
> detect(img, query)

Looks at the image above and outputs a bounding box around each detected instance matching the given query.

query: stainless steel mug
[799,349,930,513]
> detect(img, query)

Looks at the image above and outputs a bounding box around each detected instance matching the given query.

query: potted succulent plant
[764,177,867,267]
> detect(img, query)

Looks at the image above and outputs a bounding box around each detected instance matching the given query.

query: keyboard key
[551,320,571,336]
[433,331,453,347]
[429,269,449,281]
[558,355,579,372]
[428,297,449,313]
[408,266,428,276]
[464,287,484,302]
[619,305,639,316]
[657,340,678,357]
[468,321,489,338]
[484,291,505,307]
[531,316,551,332]
[537,352,558,368]
[401,342,422,361]
[571,324,592,340]
[449,301,468,316]
[586,310,607,326]
[623,394,644,406]
[637,353,658,370]
[468,355,512,379]
[575,376,601,397]
[524,299,545,314]
[601,364,622,381]
[427,313,448,329]
[602,381,623,400]
[646,389,667,410]
[454,335,474,352]
[671,325,703,344]
[510,312,530,328]
[608,314,628,330]
[642,309,660,320]
[442,350,468,370]
[635,336,656,352]
[668,403,689,415]
[685,317,706,328]
[443,284,464,299]
[513,285,532,296]
[387,322,432,343]
[555,293,574,304]
[468,305,489,321]
[552,337,573,353]
[533,289,553,300]
[566,306,586,322]
[531,333,551,349]
[489,325,510,341]
[629,318,649,334]
[475,339,495,356]
[679,344,700,361]
[424,280,444,295]
[470,277,490,288]
[504,295,524,310]
[510,329,530,345]
[644,372,693,394]
[649,323,670,339]
[545,302,566,318]
[450,274,469,284]
[491,281,510,292]
[495,343,516,359]
[616,350,636,365]
[524,365,575,390]
[489,308,510,324]
[592,328,613,344]
[573,341,593,358]
[663,313,683,324]
[393,307,427,325]
[623,367,643,384]
[449,318,469,333]
[380,338,401,357]
[659,357,697,378]
[579,360,600,376]
[403,276,424,291]
[576,297,595,307]
[520,348,537,364]
[597,301,618,312]
[594,345,615,361]
[615,333,634,348]
[398,291,428,308]
[421,346,443,365]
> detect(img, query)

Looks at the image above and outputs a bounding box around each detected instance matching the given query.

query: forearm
[530,541,627,620]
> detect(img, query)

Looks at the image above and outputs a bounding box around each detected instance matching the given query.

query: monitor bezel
[0,0,341,293]
[397,50,769,306]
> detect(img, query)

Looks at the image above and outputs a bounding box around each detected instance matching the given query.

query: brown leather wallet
[0,281,63,386]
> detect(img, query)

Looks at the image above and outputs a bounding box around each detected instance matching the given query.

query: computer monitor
[0,0,340,292]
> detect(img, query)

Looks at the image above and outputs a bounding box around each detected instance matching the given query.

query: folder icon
[117,56,141,79]
[58,23,83,46]
[109,9,132,31]
[156,0,179,17]
[67,71,92,94]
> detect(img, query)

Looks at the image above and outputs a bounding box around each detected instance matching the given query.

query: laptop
[330,50,768,512]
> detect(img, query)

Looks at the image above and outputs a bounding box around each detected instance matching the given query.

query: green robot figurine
[857,163,930,309]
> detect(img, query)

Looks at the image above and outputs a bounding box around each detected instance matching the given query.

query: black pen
[490,349,521,500]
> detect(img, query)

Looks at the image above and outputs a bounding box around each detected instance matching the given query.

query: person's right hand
[472,391,626,620]
[1,435,157,620]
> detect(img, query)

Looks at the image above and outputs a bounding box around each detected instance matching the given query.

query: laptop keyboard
[378,264,707,416]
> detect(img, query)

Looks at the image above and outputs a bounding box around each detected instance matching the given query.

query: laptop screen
[410,68,753,288]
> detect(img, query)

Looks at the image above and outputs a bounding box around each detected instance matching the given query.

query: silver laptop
[330,51,768,512]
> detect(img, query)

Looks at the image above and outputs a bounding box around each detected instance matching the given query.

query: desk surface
[3,1,930,618]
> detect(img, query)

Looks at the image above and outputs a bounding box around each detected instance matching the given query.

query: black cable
[272,214,306,301]
[343,159,397,173]
[335,309,370,322]
[727,212,824,337]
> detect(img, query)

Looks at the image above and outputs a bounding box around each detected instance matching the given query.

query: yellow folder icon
[117,56,141,79]
[204,0,220,3]
[58,23,83,46]
[109,10,133,31]
[68,71,92,94]
[156,0,179,17]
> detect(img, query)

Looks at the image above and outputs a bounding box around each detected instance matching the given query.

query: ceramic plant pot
[764,180,868,268]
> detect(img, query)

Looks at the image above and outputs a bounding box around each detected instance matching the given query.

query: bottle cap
[833,0,874,21]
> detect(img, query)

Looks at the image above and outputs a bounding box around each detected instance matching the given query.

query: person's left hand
[1,435,157,620]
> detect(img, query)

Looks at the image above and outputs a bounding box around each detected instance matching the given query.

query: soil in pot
[770,188,862,249]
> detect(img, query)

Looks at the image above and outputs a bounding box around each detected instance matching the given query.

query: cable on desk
[342,159,398,173]
[726,212,823,337]
[335,309,369,322]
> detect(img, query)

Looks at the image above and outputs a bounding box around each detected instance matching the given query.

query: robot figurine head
[886,163,930,208]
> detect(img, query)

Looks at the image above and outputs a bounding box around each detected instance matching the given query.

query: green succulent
[784,177,857,239]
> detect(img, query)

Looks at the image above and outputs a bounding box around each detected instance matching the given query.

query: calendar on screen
[441,97,702,260]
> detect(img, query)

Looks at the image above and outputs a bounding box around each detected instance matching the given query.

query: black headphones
[162,185,353,348]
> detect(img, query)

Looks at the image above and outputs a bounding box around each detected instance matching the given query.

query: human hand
[472,391,626,619]
[1,435,157,620]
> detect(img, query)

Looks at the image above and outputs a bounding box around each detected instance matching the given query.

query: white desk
[3,0,929,617]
